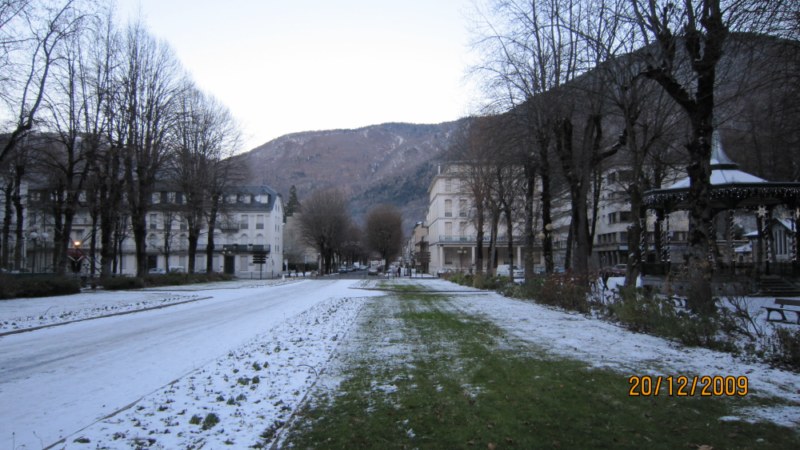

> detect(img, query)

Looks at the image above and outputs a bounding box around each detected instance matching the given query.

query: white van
[496,264,523,278]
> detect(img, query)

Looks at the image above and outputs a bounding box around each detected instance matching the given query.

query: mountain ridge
[234,119,468,230]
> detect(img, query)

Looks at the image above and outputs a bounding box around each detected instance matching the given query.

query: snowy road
[0,279,372,449]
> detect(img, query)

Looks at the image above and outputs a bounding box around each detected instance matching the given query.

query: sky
[116,0,482,153]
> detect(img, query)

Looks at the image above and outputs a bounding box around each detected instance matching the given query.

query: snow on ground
[63,295,370,449]
[0,278,297,334]
[0,279,380,450]
[1,277,798,449]
[412,278,800,428]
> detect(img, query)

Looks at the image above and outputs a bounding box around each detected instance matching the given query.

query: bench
[764,298,800,324]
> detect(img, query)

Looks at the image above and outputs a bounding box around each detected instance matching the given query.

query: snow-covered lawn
[1,277,798,449]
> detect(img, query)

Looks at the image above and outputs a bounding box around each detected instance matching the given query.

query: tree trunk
[2,181,12,269]
[523,164,536,281]
[188,227,199,273]
[12,171,24,270]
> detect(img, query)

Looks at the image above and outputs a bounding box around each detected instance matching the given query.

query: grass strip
[281,286,799,449]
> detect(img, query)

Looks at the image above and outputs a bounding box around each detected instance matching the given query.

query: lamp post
[29,231,39,273]
[457,247,467,273]
[72,240,83,275]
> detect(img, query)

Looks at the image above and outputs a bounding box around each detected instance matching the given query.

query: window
[240,214,249,230]
[226,194,237,204]
[256,215,265,229]
[608,211,633,224]
[459,199,467,217]
[152,193,160,204]
[149,213,158,230]
[444,199,452,217]
[167,192,176,203]
[445,178,452,192]
[445,222,453,236]
[30,191,41,202]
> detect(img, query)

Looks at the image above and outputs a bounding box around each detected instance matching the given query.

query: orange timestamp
[628,375,749,397]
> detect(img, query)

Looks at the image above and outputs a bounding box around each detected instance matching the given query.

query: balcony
[438,235,524,244]
[219,222,239,233]
[221,244,271,254]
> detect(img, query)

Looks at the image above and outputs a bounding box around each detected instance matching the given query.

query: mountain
[233,121,467,230]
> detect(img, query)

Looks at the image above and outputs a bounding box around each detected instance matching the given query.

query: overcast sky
[117,0,481,153]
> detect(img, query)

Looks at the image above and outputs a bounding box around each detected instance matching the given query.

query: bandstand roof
[643,132,800,211]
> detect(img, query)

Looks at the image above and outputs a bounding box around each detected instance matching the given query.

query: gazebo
[642,132,800,280]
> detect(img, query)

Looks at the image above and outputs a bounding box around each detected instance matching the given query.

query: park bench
[764,298,800,324]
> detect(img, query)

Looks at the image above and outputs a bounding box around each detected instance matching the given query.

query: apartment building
[5,183,284,278]
[422,164,532,275]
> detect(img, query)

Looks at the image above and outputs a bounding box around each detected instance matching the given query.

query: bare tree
[38,6,108,275]
[0,0,85,166]
[365,204,403,266]
[172,85,240,273]
[297,189,351,274]
[446,119,491,275]
[116,21,183,277]
[629,0,798,311]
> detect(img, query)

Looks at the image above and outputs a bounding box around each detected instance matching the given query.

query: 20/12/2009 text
[628,375,749,397]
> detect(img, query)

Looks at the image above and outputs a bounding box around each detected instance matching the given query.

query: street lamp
[457,248,467,273]
[28,231,50,272]
[29,231,39,272]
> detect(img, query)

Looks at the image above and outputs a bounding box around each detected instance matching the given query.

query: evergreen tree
[285,185,300,216]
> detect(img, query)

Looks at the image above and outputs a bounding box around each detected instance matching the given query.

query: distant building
[17,183,284,278]
[422,164,534,275]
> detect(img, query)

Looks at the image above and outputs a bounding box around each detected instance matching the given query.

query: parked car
[148,268,166,274]
[367,266,379,276]
[436,267,453,277]
[601,264,627,277]
[496,264,524,278]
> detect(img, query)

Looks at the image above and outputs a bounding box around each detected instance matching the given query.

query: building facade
[422,164,530,275]
[6,183,284,278]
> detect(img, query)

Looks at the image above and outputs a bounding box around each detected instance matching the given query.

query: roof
[663,132,768,189]
[644,132,800,211]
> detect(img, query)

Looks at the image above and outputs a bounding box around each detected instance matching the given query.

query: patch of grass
[282,288,800,449]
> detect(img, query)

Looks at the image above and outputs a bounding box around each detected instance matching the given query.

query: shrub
[768,327,800,371]
[0,275,80,299]
[525,274,591,313]
[100,276,145,290]
[606,287,733,350]
[144,272,234,288]
[202,412,220,430]
[608,286,675,333]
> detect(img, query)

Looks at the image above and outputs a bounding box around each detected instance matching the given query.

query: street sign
[253,252,267,264]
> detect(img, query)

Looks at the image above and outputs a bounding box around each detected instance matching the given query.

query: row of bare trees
[0,1,242,277]
[292,189,403,274]
[465,0,799,311]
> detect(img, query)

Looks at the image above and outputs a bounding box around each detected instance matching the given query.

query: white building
[18,184,284,278]
[422,164,531,275]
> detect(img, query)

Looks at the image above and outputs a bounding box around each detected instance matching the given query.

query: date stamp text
[628,375,749,397]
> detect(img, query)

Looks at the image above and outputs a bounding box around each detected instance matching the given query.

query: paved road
[0,279,360,449]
